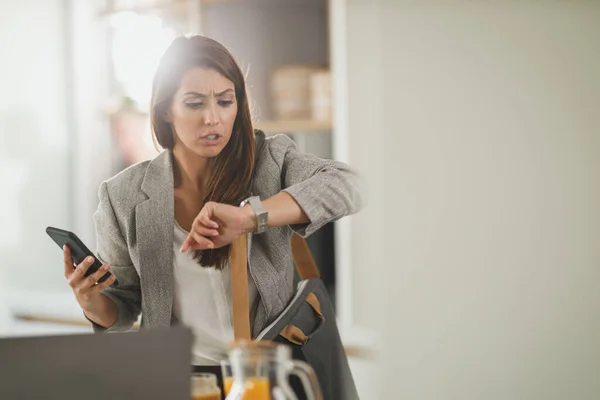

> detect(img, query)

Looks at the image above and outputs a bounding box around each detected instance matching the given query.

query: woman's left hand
[180,201,255,252]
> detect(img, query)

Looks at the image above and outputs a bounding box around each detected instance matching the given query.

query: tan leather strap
[305,292,324,321]
[280,324,309,345]
[230,233,320,339]
[280,292,325,345]
[291,233,320,280]
[230,234,251,340]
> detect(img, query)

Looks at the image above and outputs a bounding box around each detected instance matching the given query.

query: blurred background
[1,0,600,398]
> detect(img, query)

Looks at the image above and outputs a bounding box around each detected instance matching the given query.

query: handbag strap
[230,233,320,340]
[290,233,320,281]
[230,235,251,340]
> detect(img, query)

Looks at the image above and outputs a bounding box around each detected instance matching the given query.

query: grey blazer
[92,131,361,337]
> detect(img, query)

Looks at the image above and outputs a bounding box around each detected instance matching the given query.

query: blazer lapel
[135,151,175,328]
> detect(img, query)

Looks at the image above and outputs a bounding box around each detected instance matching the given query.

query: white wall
[69,0,114,248]
[343,0,600,398]
[0,0,71,298]
[332,0,386,396]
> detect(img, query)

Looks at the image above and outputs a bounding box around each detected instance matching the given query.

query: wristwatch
[240,196,268,234]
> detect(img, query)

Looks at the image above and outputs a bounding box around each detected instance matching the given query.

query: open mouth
[199,134,223,146]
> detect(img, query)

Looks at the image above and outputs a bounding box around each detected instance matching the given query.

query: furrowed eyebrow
[184,89,234,97]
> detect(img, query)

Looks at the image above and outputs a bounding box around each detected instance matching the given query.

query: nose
[203,103,219,126]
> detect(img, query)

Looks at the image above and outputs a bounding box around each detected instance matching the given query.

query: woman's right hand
[63,245,117,311]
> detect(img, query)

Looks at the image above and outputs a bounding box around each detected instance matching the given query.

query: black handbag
[229,234,360,400]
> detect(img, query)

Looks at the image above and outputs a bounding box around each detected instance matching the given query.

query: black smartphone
[46,226,119,288]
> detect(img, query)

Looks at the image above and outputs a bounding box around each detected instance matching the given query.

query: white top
[172,222,258,365]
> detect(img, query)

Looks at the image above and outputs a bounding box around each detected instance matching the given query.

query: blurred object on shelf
[310,69,331,122]
[101,0,235,19]
[254,118,331,134]
[270,65,330,121]
[109,97,158,166]
[113,0,160,9]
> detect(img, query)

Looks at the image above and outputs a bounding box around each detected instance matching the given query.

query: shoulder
[101,158,152,203]
[104,159,151,192]
[255,131,296,167]
[252,131,296,195]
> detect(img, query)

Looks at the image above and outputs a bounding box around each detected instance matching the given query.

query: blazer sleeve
[267,134,363,237]
[89,181,142,333]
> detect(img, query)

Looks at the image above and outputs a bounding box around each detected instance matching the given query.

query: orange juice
[224,377,270,399]
[224,377,233,396]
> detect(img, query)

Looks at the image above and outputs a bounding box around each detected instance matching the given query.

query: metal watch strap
[241,196,268,234]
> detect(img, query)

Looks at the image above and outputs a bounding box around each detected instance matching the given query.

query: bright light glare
[110,11,176,110]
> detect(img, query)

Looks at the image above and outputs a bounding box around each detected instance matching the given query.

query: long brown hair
[150,35,255,270]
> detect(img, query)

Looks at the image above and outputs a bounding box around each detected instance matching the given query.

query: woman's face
[167,67,238,159]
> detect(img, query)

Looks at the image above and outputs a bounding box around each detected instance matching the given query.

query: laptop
[0,326,193,400]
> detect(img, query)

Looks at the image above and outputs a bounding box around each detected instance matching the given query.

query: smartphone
[46,226,119,287]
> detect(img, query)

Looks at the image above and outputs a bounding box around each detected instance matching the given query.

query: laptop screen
[0,326,192,400]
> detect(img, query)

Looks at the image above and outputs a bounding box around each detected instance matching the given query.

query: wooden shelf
[99,0,233,18]
[254,119,332,134]
[13,312,141,330]
[13,313,91,327]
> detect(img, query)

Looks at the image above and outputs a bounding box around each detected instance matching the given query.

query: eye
[185,102,203,109]
[218,100,234,107]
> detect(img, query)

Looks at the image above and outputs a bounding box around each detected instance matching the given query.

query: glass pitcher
[224,341,323,400]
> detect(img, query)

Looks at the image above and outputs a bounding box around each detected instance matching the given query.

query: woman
[62,35,361,366]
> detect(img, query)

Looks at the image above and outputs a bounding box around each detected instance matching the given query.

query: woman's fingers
[82,264,111,289]
[68,256,95,288]
[181,232,215,252]
[191,220,219,237]
[199,213,219,229]
[93,273,117,293]
[63,245,74,278]
[198,202,219,229]
[190,231,215,249]
[74,263,111,294]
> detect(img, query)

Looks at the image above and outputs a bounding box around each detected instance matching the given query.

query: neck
[172,144,211,193]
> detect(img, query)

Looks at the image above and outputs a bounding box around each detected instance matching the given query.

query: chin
[194,145,225,159]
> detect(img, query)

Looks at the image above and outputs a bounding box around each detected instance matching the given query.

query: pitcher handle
[289,360,324,400]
